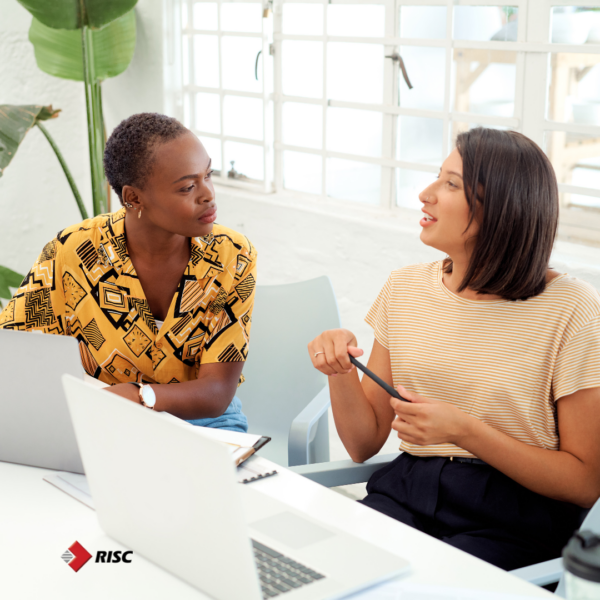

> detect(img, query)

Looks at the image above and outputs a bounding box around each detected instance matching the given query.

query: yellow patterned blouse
[0,208,257,386]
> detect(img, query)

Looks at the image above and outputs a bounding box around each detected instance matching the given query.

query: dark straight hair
[445,127,559,301]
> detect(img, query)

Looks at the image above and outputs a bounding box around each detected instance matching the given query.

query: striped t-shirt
[365,261,600,458]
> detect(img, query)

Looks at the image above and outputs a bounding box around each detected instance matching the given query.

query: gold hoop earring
[138,208,142,219]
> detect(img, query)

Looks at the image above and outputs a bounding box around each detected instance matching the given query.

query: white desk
[0,459,554,599]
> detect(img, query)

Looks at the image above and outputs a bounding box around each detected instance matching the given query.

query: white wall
[0,0,91,275]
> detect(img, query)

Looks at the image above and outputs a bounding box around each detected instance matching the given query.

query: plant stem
[81,25,105,216]
[36,122,89,220]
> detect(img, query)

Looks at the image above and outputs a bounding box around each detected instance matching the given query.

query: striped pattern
[218,343,244,362]
[76,240,97,271]
[365,261,600,458]
[179,279,205,313]
[235,273,255,302]
[83,318,105,351]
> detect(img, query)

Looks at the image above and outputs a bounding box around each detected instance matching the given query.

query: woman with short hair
[0,113,256,432]
[309,128,600,569]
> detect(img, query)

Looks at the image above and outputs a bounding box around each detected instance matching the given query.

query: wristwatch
[130,383,156,410]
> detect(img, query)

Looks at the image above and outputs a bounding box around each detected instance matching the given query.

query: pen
[349,356,410,402]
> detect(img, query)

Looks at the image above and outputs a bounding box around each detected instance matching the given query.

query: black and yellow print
[0,208,257,387]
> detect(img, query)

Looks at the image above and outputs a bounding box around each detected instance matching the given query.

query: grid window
[181,0,600,245]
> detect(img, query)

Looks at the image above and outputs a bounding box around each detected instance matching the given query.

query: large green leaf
[0,105,60,177]
[29,10,136,82]
[17,0,137,30]
[0,266,24,302]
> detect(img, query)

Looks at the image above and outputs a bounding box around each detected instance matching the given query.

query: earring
[124,202,133,208]
[138,207,142,219]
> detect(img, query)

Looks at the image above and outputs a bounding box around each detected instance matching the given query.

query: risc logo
[62,541,133,572]
[61,541,92,573]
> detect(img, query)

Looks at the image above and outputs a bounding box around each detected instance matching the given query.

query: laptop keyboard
[252,539,325,598]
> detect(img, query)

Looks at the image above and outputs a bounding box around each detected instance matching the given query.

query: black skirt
[359,452,588,570]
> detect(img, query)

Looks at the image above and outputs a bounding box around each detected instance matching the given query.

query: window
[182,0,600,245]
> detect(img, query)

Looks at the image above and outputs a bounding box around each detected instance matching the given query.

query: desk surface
[1,459,553,600]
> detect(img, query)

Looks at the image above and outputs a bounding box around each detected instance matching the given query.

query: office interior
[1,0,600,598]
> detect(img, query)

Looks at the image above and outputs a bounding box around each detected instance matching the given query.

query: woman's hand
[106,383,141,404]
[308,328,364,376]
[391,385,472,446]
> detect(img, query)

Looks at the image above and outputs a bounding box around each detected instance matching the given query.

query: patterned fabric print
[0,208,258,386]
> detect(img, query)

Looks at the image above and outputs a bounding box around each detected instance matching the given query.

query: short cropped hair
[446,128,559,301]
[104,113,188,202]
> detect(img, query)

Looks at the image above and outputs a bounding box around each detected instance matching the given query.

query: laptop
[0,329,85,473]
[62,375,410,600]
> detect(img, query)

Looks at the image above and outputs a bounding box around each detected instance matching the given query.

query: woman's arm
[392,385,600,508]
[309,331,396,462]
[107,361,244,419]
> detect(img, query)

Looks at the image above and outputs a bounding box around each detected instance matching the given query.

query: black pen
[349,356,410,402]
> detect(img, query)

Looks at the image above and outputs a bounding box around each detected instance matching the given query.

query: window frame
[181,0,600,245]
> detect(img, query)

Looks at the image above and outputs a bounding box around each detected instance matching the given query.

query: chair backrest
[236,276,341,466]
[555,499,600,596]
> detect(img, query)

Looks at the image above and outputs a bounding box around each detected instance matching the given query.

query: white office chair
[236,276,341,467]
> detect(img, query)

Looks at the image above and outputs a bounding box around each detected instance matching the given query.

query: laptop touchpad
[250,512,334,549]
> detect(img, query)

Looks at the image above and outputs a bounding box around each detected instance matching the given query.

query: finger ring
[314,352,324,358]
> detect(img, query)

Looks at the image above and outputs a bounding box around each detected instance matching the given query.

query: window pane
[326,158,380,204]
[282,4,323,35]
[283,151,322,195]
[193,2,218,30]
[194,35,220,88]
[283,103,322,149]
[396,169,435,210]
[399,47,445,111]
[200,136,222,172]
[224,141,264,180]
[453,50,516,117]
[223,96,263,140]
[551,7,600,44]
[183,35,190,86]
[221,3,262,33]
[182,1,189,28]
[454,6,518,42]
[547,53,600,125]
[282,41,323,98]
[328,43,383,104]
[327,5,385,38]
[546,130,600,206]
[397,116,443,165]
[221,36,263,92]
[195,92,220,134]
[183,92,192,128]
[327,107,382,158]
[399,6,447,40]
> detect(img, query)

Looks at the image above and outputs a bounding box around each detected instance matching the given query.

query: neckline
[436,262,568,305]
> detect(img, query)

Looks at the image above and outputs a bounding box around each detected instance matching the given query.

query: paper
[344,580,541,600]
[44,471,95,509]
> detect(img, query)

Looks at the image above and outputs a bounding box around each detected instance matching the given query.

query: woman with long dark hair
[308,128,600,569]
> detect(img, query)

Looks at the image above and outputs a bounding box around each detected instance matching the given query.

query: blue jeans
[185,396,248,433]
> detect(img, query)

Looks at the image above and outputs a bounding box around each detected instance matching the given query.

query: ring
[314,352,324,358]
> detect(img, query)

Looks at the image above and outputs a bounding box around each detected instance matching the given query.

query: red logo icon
[61,541,92,572]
